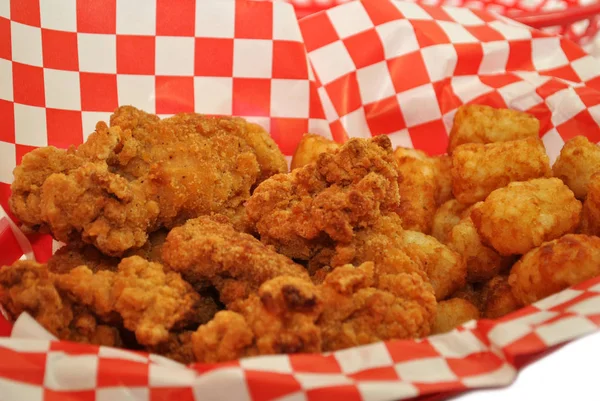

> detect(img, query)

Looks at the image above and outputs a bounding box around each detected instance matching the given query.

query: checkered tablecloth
[1,0,600,399]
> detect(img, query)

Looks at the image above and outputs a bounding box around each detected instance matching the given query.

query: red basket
[287,0,600,45]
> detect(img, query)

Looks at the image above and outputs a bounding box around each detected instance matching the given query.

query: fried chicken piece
[552,136,600,200]
[55,256,207,346]
[0,261,121,346]
[147,331,196,365]
[291,134,340,170]
[246,136,400,260]
[508,234,600,305]
[392,147,438,234]
[580,172,600,236]
[431,199,470,244]
[434,154,453,205]
[447,204,514,283]
[472,178,582,255]
[448,105,540,154]
[452,137,552,204]
[481,276,522,319]
[192,277,322,363]
[10,106,284,256]
[162,215,309,307]
[431,298,480,334]
[317,263,437,351]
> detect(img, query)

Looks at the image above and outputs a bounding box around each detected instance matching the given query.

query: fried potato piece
[55,256,206,346]
[434,154,453,205]
[246,136,400,260]
[431,298,480,334]
[472,178,581,255]
[452,284,484,311]
[162,215,309,307]
[291,134,340,170]
[481,276,522,319]
[447,204,513,283]
[431,199,470,244]
[392,147,438,234]
[509,234,600,305]
[397,230,466,301]
[0,261,121,346]
[580,172,600,236]
[451,137,552,204]
[318,263,437,351]
[552,136,600,200]
[192,277,322,363]
[448,105,539,154]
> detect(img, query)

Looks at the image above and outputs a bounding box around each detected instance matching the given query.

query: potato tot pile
[291,103,600,335]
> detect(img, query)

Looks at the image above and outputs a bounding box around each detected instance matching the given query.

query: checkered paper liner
[2,0,600,399]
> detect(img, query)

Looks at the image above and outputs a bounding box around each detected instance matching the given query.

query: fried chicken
[191,262,436,362]
[54,256,211,346]
[0,261,121,346]
[10,106,286,256]
[162,215,310,307]
[246,136,400,260]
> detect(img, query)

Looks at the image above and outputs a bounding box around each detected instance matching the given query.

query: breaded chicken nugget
[431,199,470,244]
[447,204,514,283]
[552,136,600,200]
[508,234,600,305]
[431,298,480,334]
[580,172,600,236]
[481,276,522,319]
[472,178,581,255]
[393,147,438,234]
[452,137,552,204]
[434,154,453,205]
[448,105,539,154]
[291,134,340,170]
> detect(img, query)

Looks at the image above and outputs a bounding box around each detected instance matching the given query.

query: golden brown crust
[431,199,470,244]
[508,234,600,305]
[448,105,539,154]
[579,172,600,236]
[472,178,581,255]
[434,154,453,206]
[431,298,480,334]
[481,276,522,319]
[552,136,600,200]
[291,134,340,171]
[451,137,551,204]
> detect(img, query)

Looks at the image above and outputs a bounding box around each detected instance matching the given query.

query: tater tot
[452,137,552,204]
[472,178,582,256]
[399,230,466,301]
[553,136,600,200]
[434,154,453,205]
[580,172,600,236]
[431,199,470,244]
[431,298,480,334]
[393,148,438,234]
[509,234,600,305]
[447,205,514,283]
[452,284,484,311]
[290,134,340,170]
[481,276,522,319]
[448,105,540,154]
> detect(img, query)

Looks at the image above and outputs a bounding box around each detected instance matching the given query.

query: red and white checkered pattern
[2,0,600,399]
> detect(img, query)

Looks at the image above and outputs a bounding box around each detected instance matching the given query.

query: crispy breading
[10,106,286,256]
[147,331,196,365]
[162,215,310,307]
[431,298,480,334]
[552,136,600,200]
[508,234,600,305]
[55,256,207,346]
[431,199,470,244]
[448,105,539,154]
[579,172,600,236]
[291,134,340,170]
[447,204,514,283]
[246,136,400,260]
[481,276,522,319]
[472,178,581,255]
[451,137,552,204]
[0,261,121,346]
[392,147,438,234]
[434,154,453,205]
